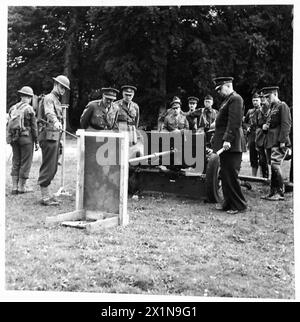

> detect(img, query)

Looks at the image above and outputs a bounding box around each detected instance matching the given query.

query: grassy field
[5,138,294,299]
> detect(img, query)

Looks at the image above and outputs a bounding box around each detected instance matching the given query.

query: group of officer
[7,74,292,210]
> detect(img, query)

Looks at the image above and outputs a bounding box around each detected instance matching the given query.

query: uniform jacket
[265,100,291,149]
[244,107,258,144]
[162,111,189,131]
[7,101,38,144]
[255,105,269,148]
[198,107,218,131]
[114,99,139,127]
[80,99,118,130]
[211,91,246,153]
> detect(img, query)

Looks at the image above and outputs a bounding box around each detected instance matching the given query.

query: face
[216,85,226,97]
[252,98,261,107]
[122,90,134,103]
[172,103,181,115]
[266,92,277,104]
[56,83,66,96]
[103,96,114,107]
[21,95,32,103]
[204,99,213,108]
[261,96,269,106]
[188,101,197,112]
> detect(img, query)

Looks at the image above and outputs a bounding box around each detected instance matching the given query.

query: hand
[262,124,269,131]
[54,121,62,131]
[280,142,286,149]
[223,141,231,151]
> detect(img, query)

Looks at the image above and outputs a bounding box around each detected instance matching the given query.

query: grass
[5,138,294,299]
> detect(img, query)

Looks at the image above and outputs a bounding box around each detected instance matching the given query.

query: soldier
[37,75,70,206]
[114,85,140,145]
[212,77,247,214]
[243,93,260,177]
[80,87,119,130]
[198,95,218,133]
[261,86,291,201]
[162,96,189,132]
[6,86,38,194]
[255,91,270,178]
[185,96,199,131]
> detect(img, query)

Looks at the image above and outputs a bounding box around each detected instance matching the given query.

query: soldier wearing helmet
[37,74,70,206]
[6,86,38,195]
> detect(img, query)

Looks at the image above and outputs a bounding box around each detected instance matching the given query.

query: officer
[261,86,291,201]
[162,96,189,132]
[185,96,199,130]
[211,77,247,214]
[37,75,70,206]
[243,93,260,177]
[80,87,119,130]
[7,86,38,194]
[255,90,270,178]
[198,95,218,133]
[114,85,140,145]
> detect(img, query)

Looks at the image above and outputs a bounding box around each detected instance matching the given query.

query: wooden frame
[46,130,129,232]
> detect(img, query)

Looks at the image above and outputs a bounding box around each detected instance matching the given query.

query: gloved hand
[54,121,62,131]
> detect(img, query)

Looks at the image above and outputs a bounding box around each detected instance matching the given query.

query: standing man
[261,86,291,201]
[115,85,140,145]
[6,86,38,194]
[211,77,247,214]
[243,93,260,177]
[162,96,189,132]
[198,95,218,133]
[80,87,119,130]
[185,96,199,131]
[37,75,70,206]
[255,91,270,178]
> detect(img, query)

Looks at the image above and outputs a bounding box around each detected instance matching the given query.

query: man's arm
[80,104,93,129]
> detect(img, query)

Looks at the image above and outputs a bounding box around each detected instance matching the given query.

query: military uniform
[7,88,37,194]
[162,111,189,131]
[80,99,119,130]
[37,89,63,188]
[261,87,291,200]
[212,77,247,213]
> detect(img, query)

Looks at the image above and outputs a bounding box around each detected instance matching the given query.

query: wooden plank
[75,131,85,213]
[85,217,119,233]
[61,220,91,229]
[119,133,129,226]
[45,210,85,224]
[86,210,117,221]
[77,130,127,139]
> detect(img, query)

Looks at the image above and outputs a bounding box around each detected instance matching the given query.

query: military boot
[40,186,60,206]
[18,178,33,194]
[11,176,18,195]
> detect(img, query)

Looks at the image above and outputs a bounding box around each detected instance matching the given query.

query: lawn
[5,138,294,299]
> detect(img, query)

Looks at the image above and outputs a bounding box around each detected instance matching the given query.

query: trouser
[10,141,34,179]
[267,146,286,195]
[248,141,259,168]
[257,146,269,178]
[37,139,60,187]
[220,151,247,211]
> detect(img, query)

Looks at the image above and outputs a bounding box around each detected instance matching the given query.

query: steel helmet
[18,86,34,97]
[52,75,70,90]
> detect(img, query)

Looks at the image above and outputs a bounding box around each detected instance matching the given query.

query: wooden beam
[46,209,85,224]
[119,133,129,226]
[75,131,85,213]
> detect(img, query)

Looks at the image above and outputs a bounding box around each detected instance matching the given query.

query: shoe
[40,197,60,206]
[11,189,18,195]
[226,209,239,214]
[241,181,252,190]
[215,204,226,211]
[263,193,285,201]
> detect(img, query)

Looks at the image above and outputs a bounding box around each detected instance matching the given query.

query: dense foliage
[7,5,293,130]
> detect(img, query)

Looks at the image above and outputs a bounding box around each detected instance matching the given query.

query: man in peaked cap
[260,86,291,201]
[37,74,70,206]
[80,87,119,130]
[185,96,199,131]
[243,93,261,177]
[162,96,189,132]
[211,76,247,214]
[114,85,140,146]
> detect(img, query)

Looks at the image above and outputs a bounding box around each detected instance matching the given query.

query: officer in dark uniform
[185,96,199,130]
[37,75,70,206]
[162,97,189,131]
[114,85,139,145]
[7,86,38,194]
[261,86,291,201]
[80,87,119,130]
[244,93,261,177]
[211,77,247,214]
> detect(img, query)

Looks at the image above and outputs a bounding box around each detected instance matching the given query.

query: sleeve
[135,104,140,128]
[44,95,59,124]
[80,105,93,129]
[223,95,244,142]
[278,103,291,143]
[184,117,189,130]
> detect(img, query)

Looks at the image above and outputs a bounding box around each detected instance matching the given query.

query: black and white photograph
[1,0,298,303]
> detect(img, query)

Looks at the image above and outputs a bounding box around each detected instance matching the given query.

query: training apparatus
[46,130,129,232]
